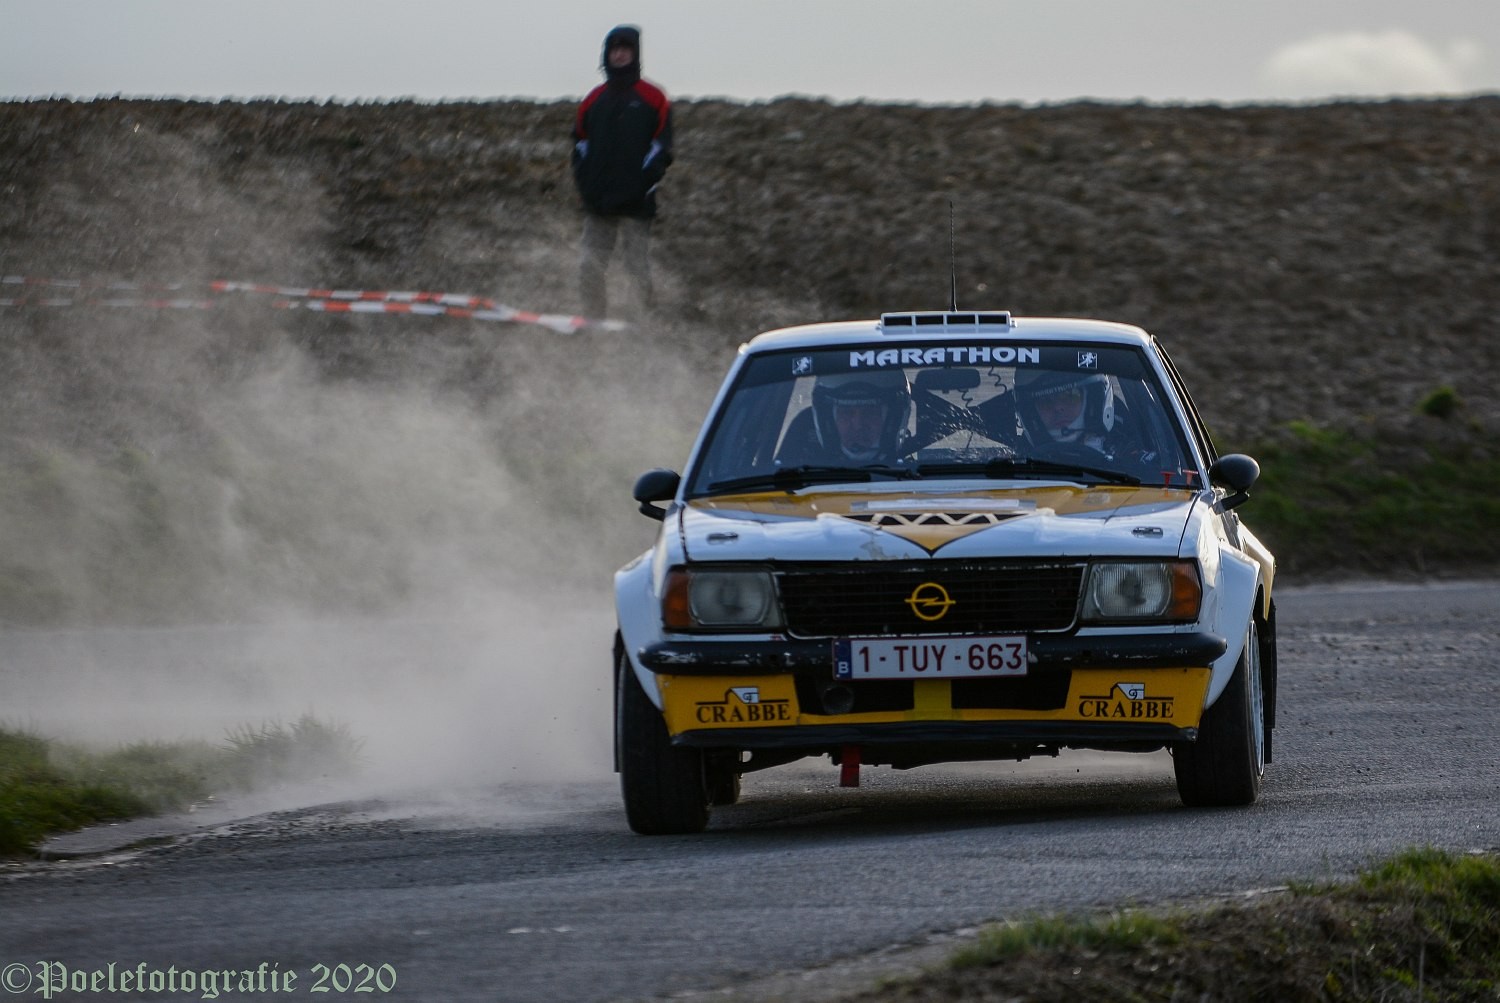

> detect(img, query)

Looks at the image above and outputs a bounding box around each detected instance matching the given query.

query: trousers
[579,214,654,319]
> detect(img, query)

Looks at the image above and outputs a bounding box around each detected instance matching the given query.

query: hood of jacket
[602,25,642,86]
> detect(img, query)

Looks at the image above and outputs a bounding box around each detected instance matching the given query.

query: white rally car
[615,312,1276,834]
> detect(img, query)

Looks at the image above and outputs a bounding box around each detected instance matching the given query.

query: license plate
[833,635,1028,680]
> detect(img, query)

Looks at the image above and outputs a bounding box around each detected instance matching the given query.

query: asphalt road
[2,580,1497,1002]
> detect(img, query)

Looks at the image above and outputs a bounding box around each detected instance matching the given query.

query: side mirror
[1209,453,1260,510]
[632,468,681,521]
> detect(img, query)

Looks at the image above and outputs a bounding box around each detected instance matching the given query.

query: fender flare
[1204,547,1260,707]
[1238,523,1277,621]
[614,552,666,708]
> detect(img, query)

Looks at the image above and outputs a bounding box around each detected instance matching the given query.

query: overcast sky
[3,0,1497,105]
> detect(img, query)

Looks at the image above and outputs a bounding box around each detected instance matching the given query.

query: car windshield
[685,341,1198,496]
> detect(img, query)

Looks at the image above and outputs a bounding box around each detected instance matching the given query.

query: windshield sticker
[1077,351,1098,369]
[850,346,1041,368]
[792,355,813,375]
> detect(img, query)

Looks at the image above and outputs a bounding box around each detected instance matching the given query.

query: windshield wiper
[706,464,914,494]
[915,457,1142,486]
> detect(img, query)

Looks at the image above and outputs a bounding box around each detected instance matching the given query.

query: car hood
[679,483,1200,562]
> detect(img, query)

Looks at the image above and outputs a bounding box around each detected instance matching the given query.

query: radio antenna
[948,199,959,311]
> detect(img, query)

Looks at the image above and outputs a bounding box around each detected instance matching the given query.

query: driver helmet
[811,370,911,462]
[1014,369,1115,444]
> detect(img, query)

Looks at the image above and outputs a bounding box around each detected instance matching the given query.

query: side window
[1154,344,1216,465]
[773,376,816,458]
[690,380,792,490]
[1115,378,1186,471]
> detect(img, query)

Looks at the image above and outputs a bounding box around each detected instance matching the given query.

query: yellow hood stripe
[689,486,1185,553]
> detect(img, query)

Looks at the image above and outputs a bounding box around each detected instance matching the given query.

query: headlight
[1082,561,1201,623]
[662,569,783,630]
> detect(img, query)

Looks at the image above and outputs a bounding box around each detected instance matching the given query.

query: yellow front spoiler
[658,668,1210,737]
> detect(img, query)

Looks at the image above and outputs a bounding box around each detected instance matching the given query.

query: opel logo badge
[905,582,956,622]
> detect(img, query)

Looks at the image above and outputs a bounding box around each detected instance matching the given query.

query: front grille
[776,561,1084,637]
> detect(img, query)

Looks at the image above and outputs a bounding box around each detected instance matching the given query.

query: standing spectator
[571,24,673,319]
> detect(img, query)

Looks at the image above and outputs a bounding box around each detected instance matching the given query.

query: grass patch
[221,717,364,789]
[1418,386,1463,420]
[0,715,362,857]
[0,729,149,856]
[1235,420,1500,577]
[856,848,1500,1002]
[951,910,1182,966]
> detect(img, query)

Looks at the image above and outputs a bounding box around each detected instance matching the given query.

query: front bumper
[639,632,1227,675]
[673,719,1195,752]
[655,664,1215,749]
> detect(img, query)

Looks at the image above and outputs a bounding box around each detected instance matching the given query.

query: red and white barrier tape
[271,298,610,334]
[0,276,626,333]
[211,280,501,311]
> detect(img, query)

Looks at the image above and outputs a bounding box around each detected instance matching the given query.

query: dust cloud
[0,294,719,811]
[0,104,740,821]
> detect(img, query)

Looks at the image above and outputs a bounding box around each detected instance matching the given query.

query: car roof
[742,313,1156,355]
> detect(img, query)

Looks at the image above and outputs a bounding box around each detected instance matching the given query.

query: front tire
[617,649,710,834]
[1173,619,1265,807]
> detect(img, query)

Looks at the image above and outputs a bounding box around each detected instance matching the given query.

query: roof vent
[879,311,1013,333]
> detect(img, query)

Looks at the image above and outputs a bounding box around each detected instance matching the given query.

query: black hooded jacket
[571,25,674,218]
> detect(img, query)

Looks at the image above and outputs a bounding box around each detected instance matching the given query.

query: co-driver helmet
[1014,369,1115,444]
